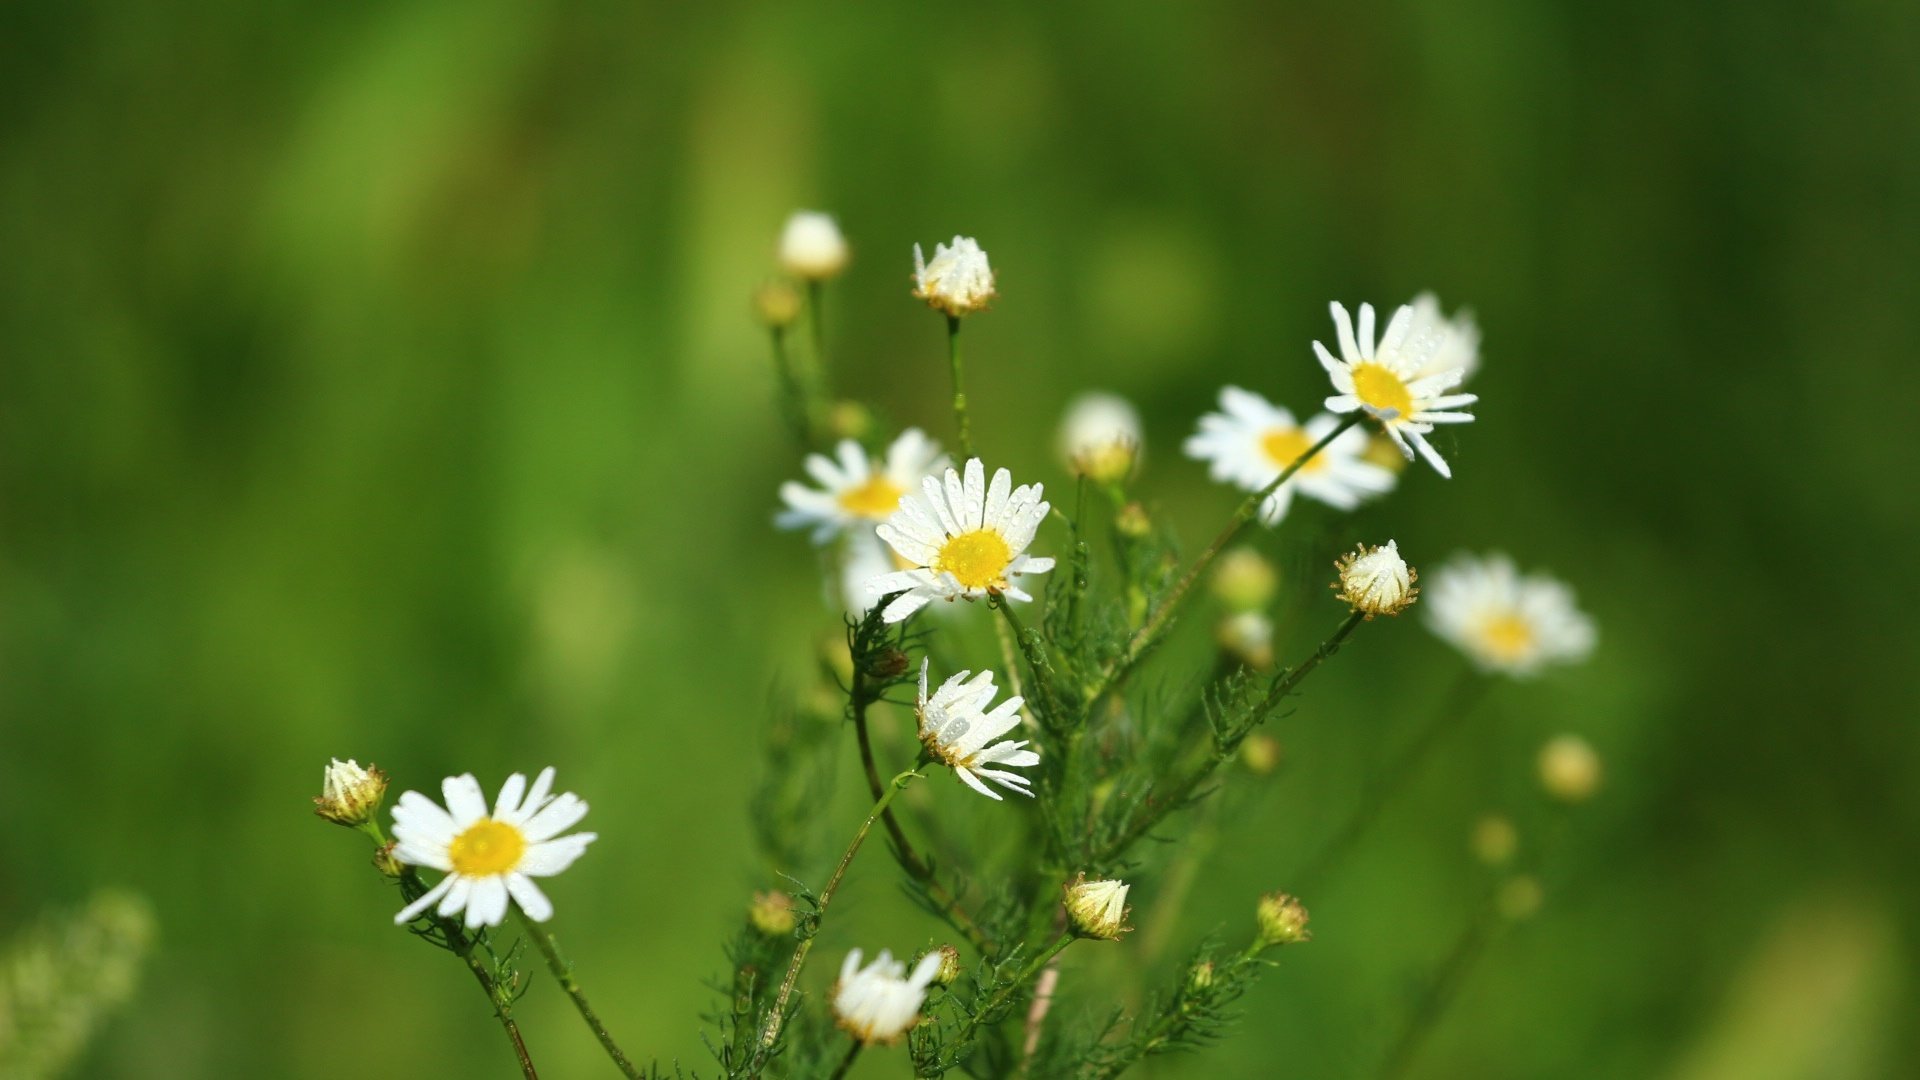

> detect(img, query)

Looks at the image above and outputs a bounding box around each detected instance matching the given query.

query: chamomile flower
[777,429,947,544]
[1424,553,1596,677]
[1183,387,1396,525]
[1405,292,1481,384]
[390,768,596,929]
[832,948,943,1044]
[1334,540,1418,618]
[869,458,1054,624]
[915,659,1039,800]
[1316,301,1478,477]
[1058,391,1143,483]
[912,236,996,317]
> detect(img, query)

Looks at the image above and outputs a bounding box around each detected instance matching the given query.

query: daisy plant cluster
[313,215,1604,1080]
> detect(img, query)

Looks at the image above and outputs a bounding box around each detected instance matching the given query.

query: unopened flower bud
[827,401,875,442]
[1538,735,1601,803]
[1497,875,1544,921]
[1187,961,1215,992]
[864,646,910,681]
[1255,892,1311,947]
[1058,392,1143,484]
[912,236,995,317]
[1064,875,1132,940]
[1216,611,1275,670]
[1470,814,1519,867]
[1239,733,1283,776]
[753,280,802,328]
[750,891,796,936]
[929,944,962,986]
[1114,502,1152,538]
[313,758,388,827]
[1333,540,1417,618]
[1210,547,1278,612]
[779,211,849,280]
[372,841,403,878]
[1362,431,1411,474]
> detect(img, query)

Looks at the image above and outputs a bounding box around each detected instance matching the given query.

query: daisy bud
[912,236,996,317]
[929,944,963,987]
[778,211,849,280]
[1239,733,1283,776]
[1187,961,1215,992]
[1216,610,1275,670]
[749,891,796,937]
[1210,547,1278,612]
[1058,392,1143,484]
[372,841,403,878]
[753,280,802,328]
[827,400,875,441]
[1064,875,1132,940]
[865,646,910,681]
[1333,540,1417,618]
[1469,814,1518,867]
[313,758,388,828]
[1538,735,1602,804]
[1255,892,1311,948]
[1114,501,1152,538]
[1497,875,1544,921]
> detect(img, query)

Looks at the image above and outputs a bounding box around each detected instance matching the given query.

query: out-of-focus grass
[2,2,1916,1076]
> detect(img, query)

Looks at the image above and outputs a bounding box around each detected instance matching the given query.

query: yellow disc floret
[1476,611,1538,664]
[1259,427,1329,474]
[935,529,1013,590]
[1350,363,1415,421]
[837,474,906,520]
[448,819,527,876]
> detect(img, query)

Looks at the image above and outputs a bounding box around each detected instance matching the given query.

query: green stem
[517,911,642,1079]
[1376,906,1498,1080]
[1094,413,1364,703]
[827,1038,863,1080]
[769,326,815,448]
[952,933,1076,1051]
[946,314,975,458]
[762,765,925,1046]
[395,867,539,1080]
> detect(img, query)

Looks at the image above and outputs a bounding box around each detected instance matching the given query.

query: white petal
[442,775,488,827]
[494,773,527,818]
[394,875,455,924]
[522,793,589,842]
[955,768,1004,800]
[520,833,597,877]
[506,873,553,922]
[437,876,474,918]
[466,875,510,929]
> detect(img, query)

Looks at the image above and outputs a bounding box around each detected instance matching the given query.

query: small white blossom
[1405,292,1481,384]
[390,768,596,929]
[916,660,1039,800]
[912,236,996,316]
[777,429,947,544]
[869,458,1054,624]
[832,948,943,1044]
[1425,553,1596,676]
[1185,387,1396,525]
[778,211,849,280]
[1058,392,1143,482]
[1064,875,1131,940]
[1334,540,1417,617]
[1316,301,1478,477]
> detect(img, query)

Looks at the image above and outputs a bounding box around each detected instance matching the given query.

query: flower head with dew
[868,458,1054,624]
[1058,391,1143,483]
[915,659,1039,800]
[1064,875,1131,940]
[1405,291,1481,384]
[1316,301,1478,477]
[1185,387,1396,525]
[778,210,849,280]
[1424,553,1596,676]
[390,768,596,929]
[912,236,996,317]
[777,429,947,544]
[832,948,944,1045]
[1334,539,1418,618]
[314,758,388,827]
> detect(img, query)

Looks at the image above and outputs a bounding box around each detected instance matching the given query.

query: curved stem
[762,766,924,1047]
[1376,907,1497,1080]
[517,910,642,1079]
[945,315,975,458]
[827,1038,863,1080]
[395,867,539,1080]
[1096,413,1364,701]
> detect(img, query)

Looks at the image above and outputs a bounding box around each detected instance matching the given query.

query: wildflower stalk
[945,314,975,458]
[515,909,642,1079]
[827,1039,864,1080]
[1095,413,1364,701]
[1376,905,1498,1080]
[762,764,926,1046]
[1099,609,1369,860]
[1088,937,1276,1080]
[768,324,815,448]
[951,932,1076,1051]
[395,866,539,1080]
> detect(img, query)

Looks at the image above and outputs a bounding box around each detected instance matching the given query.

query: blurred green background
[4,2,1917,1077]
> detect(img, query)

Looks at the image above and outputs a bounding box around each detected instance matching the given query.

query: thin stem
[808,279,828,380]
[396,867,539,1080]
[1095,413,1364,702]
[827,1038,863,1080]
[945,314,975,458]
[1291,670,1489,891]
[517,910,642,1079]
[1376,907,1498,1080]
[762,766,925,1046]
[1098,609,1369,861]
[952,932,1076,1051]
[768,326,815,448]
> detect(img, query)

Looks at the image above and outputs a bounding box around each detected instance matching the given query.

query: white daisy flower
[1315,301,1478,477]
[778,210,849,280]
[869,458,1054,624]
[832,948,943,1045]
[1405,292,1481,384]
[1425,553,1596,677]
[838,528,896,617]
[1057,391,1143,483]
[1183,387,1396,525]
[390,768,596,929]
[912,236,996,317]
[777,429,947,544]
[1334,539,1418,618]
[915,659,1039,800]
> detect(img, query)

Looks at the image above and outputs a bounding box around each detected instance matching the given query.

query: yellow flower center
[837,474,905,520]
[1351,362,1415,421]
[448,818,526,876]
[1476,612,1537,663]
[935,528,1012,590]
[1259,427,1329,474]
